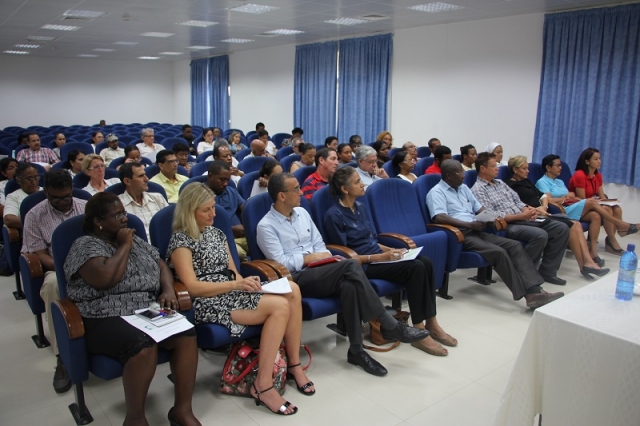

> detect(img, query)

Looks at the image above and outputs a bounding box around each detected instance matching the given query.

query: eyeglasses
[142,134,154,138]
[87,164,105,171]
[20,175,40,183]
[48,193,72,202]
[281,185,300,193]
[108,212,128,221]
[164,159,178,164]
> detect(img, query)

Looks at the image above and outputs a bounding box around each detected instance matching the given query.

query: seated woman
[506,156,610,279]
[52,132,66,160]
[63,150,85,178]
[250,160,283,198]
[90,131,104,153]
[376,131,394,148]
[569,148,631,255]
[484,142,507,166]
[372,140,390,169]
[227,131,248,155]
[536,154,638,258]
[289,143,316,173]
[0,158,19,214]
[64,193,200,426]
[460,144,477,171]
[324,136,339,151]
[337,143,353,166]
[167,184,313,415]
[196,128,214,155]
[324,167,456,356]
[392,151,417,183]
[82,154,120,195]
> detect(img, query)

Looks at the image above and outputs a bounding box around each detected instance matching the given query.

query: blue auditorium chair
[237,156,271,174]
[237,171,259,199]
[280,154,301,173]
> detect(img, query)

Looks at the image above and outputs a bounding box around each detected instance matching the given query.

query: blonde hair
[172,183,215,240]
[82,154,103,172]
[376,131,393,143]
[507,155,528,173]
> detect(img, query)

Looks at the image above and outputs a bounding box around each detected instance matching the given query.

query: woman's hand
[235,276,262,292]
[258,177,268,188]
[116,228,135,247]
[157,290,179,310]
[536,206,550,216]
[376,249,407,262]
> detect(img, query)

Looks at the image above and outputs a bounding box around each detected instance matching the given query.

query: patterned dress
[166,226,262,337]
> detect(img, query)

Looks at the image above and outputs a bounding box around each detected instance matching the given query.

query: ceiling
[0,0,629,62]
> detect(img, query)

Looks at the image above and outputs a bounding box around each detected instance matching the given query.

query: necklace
[338,198,355,212]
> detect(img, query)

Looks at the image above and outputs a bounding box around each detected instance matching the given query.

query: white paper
[599,200,620,207]
[259,277,292,294]
[474,211,499,222]
[371,247,423,264]
[122,312,194,343]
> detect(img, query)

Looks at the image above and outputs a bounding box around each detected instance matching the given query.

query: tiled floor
[1,235,636,426]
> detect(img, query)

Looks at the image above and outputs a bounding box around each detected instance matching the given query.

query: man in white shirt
[355,145,388,190]
[136,128,164,160]
[118,162,168,236]
[100,134,125,166]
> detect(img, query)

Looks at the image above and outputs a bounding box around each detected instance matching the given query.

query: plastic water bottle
[615,244,637,301]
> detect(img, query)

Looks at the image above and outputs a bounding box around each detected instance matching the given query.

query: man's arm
[35,249,55,271]
[257,219,305,271]
[433,213,486,231]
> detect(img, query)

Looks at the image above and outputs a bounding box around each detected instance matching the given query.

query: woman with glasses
[65,192,200,426]
[393,151,417,183]
[81,154,119,195]
[0,158,20,212]
[3,162,42,229]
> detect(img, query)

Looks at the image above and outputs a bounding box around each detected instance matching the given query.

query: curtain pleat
[191,55,230,129]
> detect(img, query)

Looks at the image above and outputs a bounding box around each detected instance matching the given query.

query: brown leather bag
[364,310,410,353]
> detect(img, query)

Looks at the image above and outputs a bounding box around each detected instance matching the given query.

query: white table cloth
[493,275,640,426]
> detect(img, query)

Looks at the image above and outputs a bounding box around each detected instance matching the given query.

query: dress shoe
[525,290,564,309]
[540,274,567,286]
[582,266,610,277]
[53,356,72,394]
[347,350,388,376]
[592,256,605,268]
[380,321,430,343]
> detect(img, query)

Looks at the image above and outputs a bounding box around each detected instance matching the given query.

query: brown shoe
[525,290,564,309]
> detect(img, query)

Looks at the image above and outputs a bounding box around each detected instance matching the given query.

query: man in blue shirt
[257,173,429,376]
[426,160,564,309]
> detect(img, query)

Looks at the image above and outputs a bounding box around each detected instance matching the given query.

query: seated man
[149,150,188,203]
[355,145,388,190]
[100,134,125,167]
[247,139,273,158]
[118,162,168,237]
[213,145,244,185]
[180,124,196,154]
[281,127,304,147]
[427,138,441,155]
[21,170,86,393]
[172,142,195,173]
[207,161,249,261]
[4,162,42,229]
[425,145,452,174]
[426,160,564,309]
[136,128,164,160]
[16,132,59,169]
[348,135,363,159]
[402,141,419,161]
[257,129,277,156]
[258,173,429,376]
[471,153,570,285]
[301,147,338,200]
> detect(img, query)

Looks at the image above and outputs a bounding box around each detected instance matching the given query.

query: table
[493,275,640,426]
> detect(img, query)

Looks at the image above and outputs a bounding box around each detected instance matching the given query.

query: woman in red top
[569,148,627,255]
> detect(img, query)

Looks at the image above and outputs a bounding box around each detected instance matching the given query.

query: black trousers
[364,255,435,324]
[292,259,386,346]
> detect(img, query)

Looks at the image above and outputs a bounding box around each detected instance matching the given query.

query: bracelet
[368,255,371,263]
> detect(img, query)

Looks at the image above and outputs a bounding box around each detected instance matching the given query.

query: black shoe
[592,257,605,268]
[540,275,567,286]
[380,321,430,343]
[347,350,388,376]
[53,357,71,394]
[582,266,610,277]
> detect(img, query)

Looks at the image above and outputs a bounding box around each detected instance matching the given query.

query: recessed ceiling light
[141,32,175,38]
[177,20,218,27]
[221,38,254,43]
[185,45,215,50]
[409,2,464,13]
[42,24,80,31]
[264,29,304,35]
[93,48,115,52]
[78,54,98,57]
[63,9,105,18]
[27,35,56,41]
[325,17,369,26]
[113,41,139,45]
[159,51,184,55]
[230,4,279,14]
[4,50,29,55]
[15,44,40,48]
[138,56,160,60]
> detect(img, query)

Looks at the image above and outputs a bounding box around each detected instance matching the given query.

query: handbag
[220,340,312,397]
[364,309,410,353]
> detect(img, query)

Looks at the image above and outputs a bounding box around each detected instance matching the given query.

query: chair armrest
[549,202,566,214]
[254,259,292,279]
[326,244,361,264]
[241,260,279,281]
[6,226,20,243]
[495,217,508,231]
[21,253,43,278]
[426,224,464,243]
[52,298,85,339]
[377,233,417,249]
[173,280,192,311]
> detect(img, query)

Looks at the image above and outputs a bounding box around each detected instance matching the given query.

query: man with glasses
[136,128,164,160]
[100,134,125,167]
[16,132,60,170]
[21,170,86,393]
[355,145,388,190]
[172,142,195,173]
[3,163,42,229]
[402,142,420,162]
[149,150,187,203]
[426,160,564,309]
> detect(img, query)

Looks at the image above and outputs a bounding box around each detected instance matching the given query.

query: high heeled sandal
[605,237,624,255]
[620,224,638,237]
[287,363,315,396]
[251,383,298,415]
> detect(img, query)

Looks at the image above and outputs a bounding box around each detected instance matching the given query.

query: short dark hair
[329,166,356,198]
[26,131,39,140]
[156,149,175,164]
[83,192,120,233]
[257,129,269,138]
[91,131,102,139]
[460,144,475,157]
[181,124,192,131]
[428,138,440,149]
[267,172,295,202]
[337,143,351,155]
[314,147,333,167]
[259,160,281,178]
[213,144,229,159]
[348,135,362,146]
[541,154,561,171]
[299,143,316,155]
[17,133,29,144]
[207,160,230,176]
[392,151,409,168]
[255,122,265,131]
[172,142,189,155]
[372,140,387,154]
[575,147,600,175]
[434,145,451,160]
[292,127,303,135]
[440,159,461,177]
[43,169,72,190]
[0,158,19,182]
[124,145,140,157]
[16,162,37,180]
[200,128,213,141]
[474,152,495,171]
[119,162,143,182]
[324,136,338,147]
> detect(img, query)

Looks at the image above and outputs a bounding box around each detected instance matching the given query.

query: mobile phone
[137,309,163,321]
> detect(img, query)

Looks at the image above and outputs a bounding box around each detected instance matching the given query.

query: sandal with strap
[251,383,298,415]
[621,223,638,237]
[287,363,315,396]
[431,333,458,347]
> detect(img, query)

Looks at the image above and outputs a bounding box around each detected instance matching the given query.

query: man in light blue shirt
[257,173,429,376]
[426,160,564,309]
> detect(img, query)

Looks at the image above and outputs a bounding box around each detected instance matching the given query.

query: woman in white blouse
[196,128,214,155]
[81,154,119,195]
[393,151,417,183]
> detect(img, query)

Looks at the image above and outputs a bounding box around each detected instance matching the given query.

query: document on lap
[122,310,193,342]
[259,277,292,294]
[371,247,423,264]
[474,211,499,223]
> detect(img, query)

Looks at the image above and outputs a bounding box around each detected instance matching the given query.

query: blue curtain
[190,55,230,129]
[337,34,392,145]
[294,41,338,145]
[533,5,640,186]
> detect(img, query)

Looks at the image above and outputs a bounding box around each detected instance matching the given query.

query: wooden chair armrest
[377,233,417,249]
[494,217,508,231]
[254,259,292,279]
[52,298,85,340]
[172,280,192,311]
[326,244,361,264]
[426,224,464,243]
[21,253,43,278]
[241,260,279,281]
[6,226,20,243]
[549,202,566,214]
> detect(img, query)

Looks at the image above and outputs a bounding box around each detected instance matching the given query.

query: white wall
[172,59,192,125]
[0,56,176,128]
